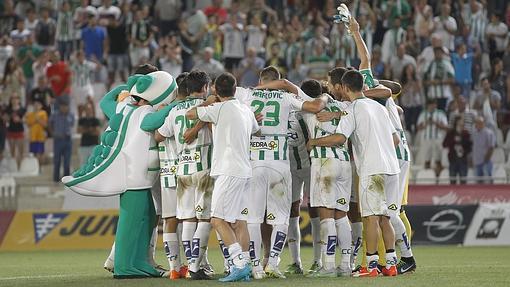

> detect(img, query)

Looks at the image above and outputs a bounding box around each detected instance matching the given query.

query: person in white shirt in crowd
[128,9,152,69]
[473,77,501,133]
[463,0,487,47]
[97,0,121,26]
[388,43,417,81]
[305,26,330,63]
[157,44,183,78]
[423,47,455,111]
[219,15,245,72]
[414,0,434,49]
[56,1,76,61]
[10,18,32,47]
[70,50,99,117]
[246,15,267,58]
[471,116,496,184]
[416,98,449,173]
[0,36,14,77]
[236,47,265,88]
[193,47,225,80]
[25,8,39,33]
[486,12,509,59]
[381,16,406,64]
[432,3,457,51]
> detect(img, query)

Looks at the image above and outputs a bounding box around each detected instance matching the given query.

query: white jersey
[197,98,259,178]
[303,94,350,161]
[158,97,213,176]
[336,97,400,177]
[385,97,410,162]
[288,111,311,170]
[159,137,179,188]
[235,87,305,161]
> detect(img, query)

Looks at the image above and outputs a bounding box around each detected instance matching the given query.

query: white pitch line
[0,274,81,281]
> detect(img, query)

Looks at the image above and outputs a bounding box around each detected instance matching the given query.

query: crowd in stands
[0,0,510,184]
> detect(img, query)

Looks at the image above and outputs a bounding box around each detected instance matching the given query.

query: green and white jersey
[303,95,350,161]
[159,137,178,188]
[288,111,311,170]
[359,68,379,89]
[71,60,97,88]
[385,97,411,162]
[236,87,305,161]
[158,97,213,176]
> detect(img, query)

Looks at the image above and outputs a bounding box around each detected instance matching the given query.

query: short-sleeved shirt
[386,97,411,161]
[159,137,179,188]
[288,111,311,171]
[336,97,399,177]
[158,98,213,176]
[471,127,496,165]
[235,87,305,161]
[417,109,448,140]
[78,117,100,146]
[197,99,259,178]
[81,26,106,60]
[46,61,71,97]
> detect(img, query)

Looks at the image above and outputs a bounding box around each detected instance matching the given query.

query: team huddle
[100,12,417,282]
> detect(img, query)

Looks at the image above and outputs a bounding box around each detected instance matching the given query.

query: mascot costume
[62,71,177,278]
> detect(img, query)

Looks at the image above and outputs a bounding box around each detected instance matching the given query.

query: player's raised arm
[349,16,370,71]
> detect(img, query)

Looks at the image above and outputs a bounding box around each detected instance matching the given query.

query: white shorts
[129,46,150,68]
[161,185,177,218]
[151,183,162,216]
[71,85,93,104]
[290,167,310,203]
[247,161,292,225]
[359,174,389,217]
[397,160,410,209]
[176,170,214,220]
[384,174,399,217]
[310,158,351,211]
[417,139,442,164]
[350,162,359,203]
[211,175,249,223]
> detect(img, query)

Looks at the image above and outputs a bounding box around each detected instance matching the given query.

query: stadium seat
[415,169,436,185]
[491,147,506,165]
[441,149,449,168]
[438,169,450,184]
[14,154,40,177]
[493,167,507,184]
[3,157,18,173]
[467,168,476,184]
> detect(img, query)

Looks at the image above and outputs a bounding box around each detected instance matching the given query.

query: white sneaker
[337,265,352,277]
[103,257,114,273]
[201,263,215,276]
[264,265,286,279]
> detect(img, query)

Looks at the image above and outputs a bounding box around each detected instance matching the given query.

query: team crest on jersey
[266,213,276,220]
[195,205,204,212]
[33,213,68,243]
[251,139,279,151]
[388,204,398,211]
[337,198,347,205]
[241,208,249,215]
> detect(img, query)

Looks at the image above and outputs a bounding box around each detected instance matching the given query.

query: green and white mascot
[62,71,177,278]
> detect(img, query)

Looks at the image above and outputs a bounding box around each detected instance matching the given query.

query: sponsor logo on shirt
[250,139,279,151]
[180,151,201,164]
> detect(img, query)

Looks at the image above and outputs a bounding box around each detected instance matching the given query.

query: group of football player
[102,10,417,282]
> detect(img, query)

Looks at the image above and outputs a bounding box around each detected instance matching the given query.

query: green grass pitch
[0,246,509,287]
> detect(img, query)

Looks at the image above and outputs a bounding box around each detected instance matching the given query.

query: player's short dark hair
[175,72,189,96]
[300,80,322,98]
[134,63,158,75]
[341,70,364,92]
[214,73,237,98]
[186,70,210,94]
[328,67,348,85]
[260,66,281,82]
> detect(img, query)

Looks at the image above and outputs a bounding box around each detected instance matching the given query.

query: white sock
[181,221,197,265]
[267,224,288,269]
[350,221,362,269]
[241,251,251,266]
[163,232,180,271]
[321,218,336,271]
[335,216,352,268]
[148,226,158,265]
[385,251,398,268]
[176,222,183,265]
[107,242,115,261]
[367,254,379,270]
[189,222,211,272]
[228,242,246,268]
[217,232,232,271]
[287,216,302,266]
[201,248,210,266]
[310,217,322,264]
[390,215,413,258]
[248,223,262,270]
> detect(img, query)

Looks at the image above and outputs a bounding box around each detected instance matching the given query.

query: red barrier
[408,185,510,205]
[0,211,16,246]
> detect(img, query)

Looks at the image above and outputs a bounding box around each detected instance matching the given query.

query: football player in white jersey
[156,71,215,280]
[236,66,328,279]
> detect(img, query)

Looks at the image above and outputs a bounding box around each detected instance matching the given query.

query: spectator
[423,47,455,110]
[10,18,31,47]
[306,44,332,80]
[77,101,100,165]
[128,9,153,69]
[417,33,448,74]
[105,15,128,88]
[246,0,277,24]
[443,116,472,184]
[416,99,449,172]
[25,99,48,165]
[488,58,510,109]
[29,76,54,115]
[32,50,51,89]
[486,12,508,59]
[156,43,183,78]
[154,0,181,36]
[473,77,501,132]
[204,0,228,24]
[97,0,121,25]
[35,7,57,49]
[404,26,421,58]
[287,53,307,85]
[464,0,487,47]
[472,116,496,183]
[245,15,267,57]
[70,50,98,116]
[381,16,406,64]
[433,3,457,51]
[388,43,416,81]
[56,1,75,61]
[81,14,106,61]
[46,50,71,106]
[17,35,42,99]
[370,45,385,79]
[386,0,412,30]
[48,98,74,182]
[219,16,245,72]
[5,95,25,169]
[1,57,26,105]
[304,26,330,63]
[451,42,474,100]
[0,1,18,37]
[399,63,423,134]
[284,31,303,70]
[448,95,477,135]
[265,43,286,76]
[178,17,206,72]
[192,47,224,79]
[25,8,38,33]
[236,47,264,87]
[74,0,97,40]
[0,36,14,78]
[14,0,33,19]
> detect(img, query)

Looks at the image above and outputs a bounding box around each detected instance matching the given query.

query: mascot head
[126,71,178,107]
